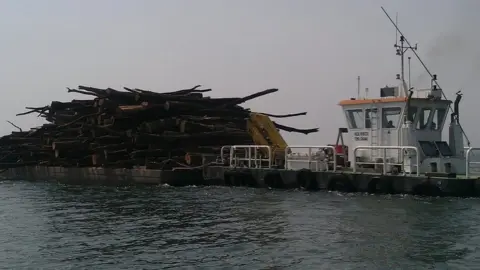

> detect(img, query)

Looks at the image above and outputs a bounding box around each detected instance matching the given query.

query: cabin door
[365,108,379,157]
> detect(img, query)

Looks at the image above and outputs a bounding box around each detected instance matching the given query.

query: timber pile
[0,85,318,170]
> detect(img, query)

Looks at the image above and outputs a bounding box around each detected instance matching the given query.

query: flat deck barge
[2,10,480,199]
[1,163,480,198]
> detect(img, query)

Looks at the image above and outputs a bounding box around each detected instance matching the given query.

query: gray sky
[1,0,479,145]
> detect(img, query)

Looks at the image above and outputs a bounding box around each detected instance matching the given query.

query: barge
[2,8,480,197]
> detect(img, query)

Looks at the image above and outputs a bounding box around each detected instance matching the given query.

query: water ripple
[0,182,480,269]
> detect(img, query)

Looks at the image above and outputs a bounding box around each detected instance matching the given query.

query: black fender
[224,170,256,187]
[296,169,318,190]
[327,174,356,192]
[367,176,394,194]
[263,171,285,189]
[412,181,443,197]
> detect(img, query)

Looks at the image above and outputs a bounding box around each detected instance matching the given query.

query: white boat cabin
[339,85,465,175]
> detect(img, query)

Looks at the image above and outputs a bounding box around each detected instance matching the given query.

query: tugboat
[206,7,480,196]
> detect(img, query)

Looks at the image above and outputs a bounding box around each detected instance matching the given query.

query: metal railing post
[285,145,337,172]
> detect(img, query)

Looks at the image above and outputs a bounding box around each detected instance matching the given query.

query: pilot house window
[408,106,418,123]
[365,108,378,128]
[382,107,402,128]
[345,109,364,129]
[432,108,446,130]
[416,108,432,130]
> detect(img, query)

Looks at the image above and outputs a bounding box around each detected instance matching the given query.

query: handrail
[285,145,337,172]
[465,147,480,178]
[220,145,231,163]
[352,146,420,176]
[229,145,272,169]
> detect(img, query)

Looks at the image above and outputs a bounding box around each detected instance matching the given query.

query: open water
[0,181,479,269]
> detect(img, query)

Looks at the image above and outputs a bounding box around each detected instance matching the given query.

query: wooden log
[261,112,307,118]
[91,153,104,166]
[139,119,177,133]
[92,143,132,152]
[0,161,39,169]
[54,149,91,159]
[130,148,185,159]
[52,140,87,151]
[50,101,89,111]
[78,85,108,97]
[71,99,95,106]
[216,88,278,108]
[184,152,205,166]
[95,135,127,145]
[273,122,319,135]
[105,88,137,103]
[10,131,30,137]
[104,149,130,162]
[103,160,135,169]
[67,88,104,97]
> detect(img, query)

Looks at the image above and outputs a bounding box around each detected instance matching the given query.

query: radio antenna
[382,7,442,99]
[395,12,398,47]
[381,6,471,146]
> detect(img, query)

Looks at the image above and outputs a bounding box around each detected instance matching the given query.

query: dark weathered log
[78,86,108,97]
[104,149,130,162]
[52,140,87,151]
[0,161,38,169]
[164,85,212,95]
[54,149,91,159]
[163,101,210,112]
[103,160,135,169]
[10,131,29,137]
[71,99,95,105]
[273,122,319,135]
[95,135,127,145]
[138,119,177,133]
[217,88,278,108]
[58,112,102,128]
[0,137,42,145]
[67,87,102,97]
[105,88,136,101]
[16,107,47,116]
[130,148,185,159]
[92,142,131,151]
[7,121,22,132]
[50,101,89,111]
[1,83,321,170]
[261,112,307,118]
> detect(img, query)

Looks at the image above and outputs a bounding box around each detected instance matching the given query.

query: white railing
[220,145,232,164]
[352,146,420,176]
[284,145,337,172]
[228,145,272,169]
[465,147,480,178]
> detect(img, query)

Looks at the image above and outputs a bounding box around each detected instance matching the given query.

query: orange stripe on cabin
[338,97,407,106]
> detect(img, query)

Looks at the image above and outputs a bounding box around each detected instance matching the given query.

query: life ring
[185,153,191,165]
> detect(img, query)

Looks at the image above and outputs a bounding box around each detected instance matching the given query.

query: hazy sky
[1,0,479,145]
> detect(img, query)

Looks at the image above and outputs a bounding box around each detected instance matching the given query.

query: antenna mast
[392,14,417,97]
[395,12,398,46]
[381,6,471,146]
[408,56,411,89]
[357,76,361,98]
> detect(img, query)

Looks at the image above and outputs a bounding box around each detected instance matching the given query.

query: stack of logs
[0,85,318,170]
